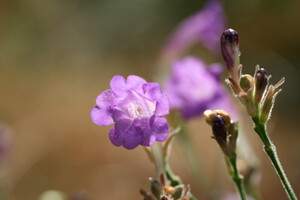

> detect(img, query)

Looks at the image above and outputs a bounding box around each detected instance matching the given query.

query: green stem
[164,159,182,186]
[252,117,298,200]
[151,142,166,179]
[227,155,247,200]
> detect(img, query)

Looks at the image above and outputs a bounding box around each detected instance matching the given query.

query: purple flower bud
[91,75,170,150]
[221,29,239,71]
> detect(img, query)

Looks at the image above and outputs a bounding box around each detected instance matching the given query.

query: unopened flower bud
[214,110,231,128]
[238,75,256,116]
[172,185,184,199]
[240,74,254,92]
[221,29,239,69]
[254,68,269,103]
[149,178,162,199]
[204,110,231,128]
[204,110,217,125]
[221,29,240,82]
[211,115,228,142]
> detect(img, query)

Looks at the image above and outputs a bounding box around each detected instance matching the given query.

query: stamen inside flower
[126,99,155,118]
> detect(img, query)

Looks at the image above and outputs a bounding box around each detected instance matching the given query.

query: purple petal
[109,118,132,147]
[150,116,169,142]
[126,75,147,92]
[155,95,170,116]
[95,89,118,107]
[164,56,236,120]
[164,79,184,108]
[170,57,220,102]
[142,82,162,100]
[122,123,143,150]
[110,75,146,95]
[90,106,114,126]
[135,118,156,147]
[110,75,126,93]
[208,63,223,79]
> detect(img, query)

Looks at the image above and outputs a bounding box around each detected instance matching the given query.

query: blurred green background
[0,0,299,199]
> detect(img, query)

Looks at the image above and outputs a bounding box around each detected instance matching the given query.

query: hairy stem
[252,117,298,200]
[151,142,166,179]
[227,155,247,200]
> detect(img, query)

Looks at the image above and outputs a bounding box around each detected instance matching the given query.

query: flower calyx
[259,77,285,124]
[141,177,193,200]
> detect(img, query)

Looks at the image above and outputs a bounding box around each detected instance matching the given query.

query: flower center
[121,90,156,119]
[126,99,155,119]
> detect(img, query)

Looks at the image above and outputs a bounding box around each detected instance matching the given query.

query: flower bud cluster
[221,29,284,123]
[204,109,238,157]
[140,177,192,200]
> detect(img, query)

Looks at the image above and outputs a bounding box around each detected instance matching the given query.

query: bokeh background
[0,0,299,199]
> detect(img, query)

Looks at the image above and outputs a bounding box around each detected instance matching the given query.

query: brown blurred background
[0,0,299,199]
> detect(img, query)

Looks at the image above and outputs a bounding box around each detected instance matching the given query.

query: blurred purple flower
[91,75,170,150]
[164,56,237,120]
[162,0,225,60]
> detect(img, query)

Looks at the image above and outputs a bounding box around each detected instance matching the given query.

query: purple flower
[162,0,225,61]
[91,75,170,150]
[164,56,237,120]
